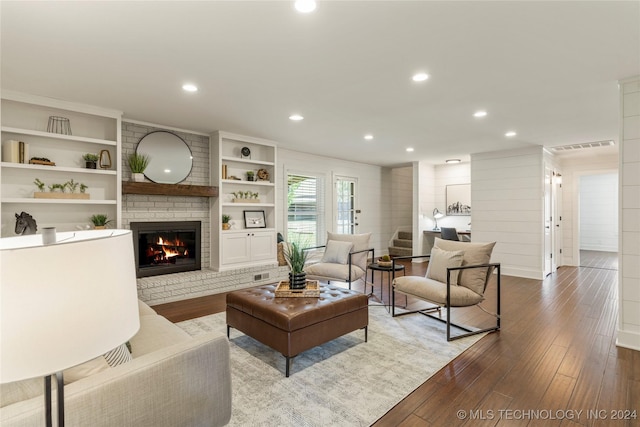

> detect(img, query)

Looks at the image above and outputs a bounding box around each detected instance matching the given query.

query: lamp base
[44,372,65,427]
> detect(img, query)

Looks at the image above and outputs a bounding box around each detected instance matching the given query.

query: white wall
[391,166,412,231]
[579,173,618,252]
[434,163,472,231]
[471,146,545,279]
[618,76,640,351]
[560,153,619,266]
[276,148,391,256]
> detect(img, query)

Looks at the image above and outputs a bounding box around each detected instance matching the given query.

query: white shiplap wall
[471,146,545,279]
[434,162,472,231]
[391,166,413,232]
[277,148,391,257]
[618,76,640,351]
[579,173,618,252]
[559,152,619,266]
[416,162,471,254]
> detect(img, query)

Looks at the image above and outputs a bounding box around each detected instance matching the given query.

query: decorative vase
[85,161,97,169]
[132,173,145,182]
[94,225,106,230]
[222,223,230,230]
[288,272,307,289]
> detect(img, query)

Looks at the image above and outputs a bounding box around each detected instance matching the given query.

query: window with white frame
[286,172,325,246]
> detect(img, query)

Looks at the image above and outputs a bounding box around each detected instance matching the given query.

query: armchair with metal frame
[390,239,501,341]
[303,232,374,291]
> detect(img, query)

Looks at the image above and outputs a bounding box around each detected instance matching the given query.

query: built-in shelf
[1,126,118,146]
[122,181,218,197]
[2,198,117,205]
[1,162,117,175]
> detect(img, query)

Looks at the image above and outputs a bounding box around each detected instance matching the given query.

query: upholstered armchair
[391,238,500,341]
[304,232,374,290]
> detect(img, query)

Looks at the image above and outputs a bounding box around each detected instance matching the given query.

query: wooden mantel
[122,182,218,197]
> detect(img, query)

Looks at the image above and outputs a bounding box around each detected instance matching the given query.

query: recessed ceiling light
[412,73,429,82]
[364,134,374,140]
[445,159,461,164]
[406,147,414,152]
[505,131,517,137]
[294,0,316,13]
[473,111,487,118]
[289,114,304,121]
[182,83,198,92]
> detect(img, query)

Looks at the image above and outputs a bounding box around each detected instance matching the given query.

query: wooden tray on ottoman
[275,279,320,297]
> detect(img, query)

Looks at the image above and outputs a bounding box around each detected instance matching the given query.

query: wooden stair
[388,230,412,257]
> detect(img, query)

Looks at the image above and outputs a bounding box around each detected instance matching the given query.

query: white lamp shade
[1,230,140,384]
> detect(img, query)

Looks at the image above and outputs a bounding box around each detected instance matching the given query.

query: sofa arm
[1,333,231,427]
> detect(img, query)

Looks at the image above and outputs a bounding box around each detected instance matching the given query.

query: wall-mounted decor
[446,184,471,215]
[136,131,192,184]
[244,210,266,228]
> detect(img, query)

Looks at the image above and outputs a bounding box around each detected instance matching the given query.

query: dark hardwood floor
[154,259,640,427]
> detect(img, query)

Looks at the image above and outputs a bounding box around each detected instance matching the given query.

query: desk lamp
[1,229,140,427]
[432,208,444,230]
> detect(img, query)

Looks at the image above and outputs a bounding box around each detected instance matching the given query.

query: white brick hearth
[138,265,289,306]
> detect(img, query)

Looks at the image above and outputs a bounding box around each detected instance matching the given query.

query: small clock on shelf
[241,146,251,159]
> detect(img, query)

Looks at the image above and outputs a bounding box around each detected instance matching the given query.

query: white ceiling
[1,1,638,167]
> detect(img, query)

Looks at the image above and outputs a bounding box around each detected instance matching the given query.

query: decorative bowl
[378,260,393,267]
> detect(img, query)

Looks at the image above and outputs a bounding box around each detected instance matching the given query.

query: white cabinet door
[250,230,276,262]
[221,232,251,265]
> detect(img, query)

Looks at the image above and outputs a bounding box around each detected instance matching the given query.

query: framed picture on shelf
[244,210,266,228]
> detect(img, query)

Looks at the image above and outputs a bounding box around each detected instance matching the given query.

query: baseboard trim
[500,266,544,280]
[616,329,640,352]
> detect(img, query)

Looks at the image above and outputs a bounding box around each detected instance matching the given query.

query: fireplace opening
[131,221,201,278]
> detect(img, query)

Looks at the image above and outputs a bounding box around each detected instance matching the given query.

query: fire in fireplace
[131,221,201,278]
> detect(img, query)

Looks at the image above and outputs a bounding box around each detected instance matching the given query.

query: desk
[424,230,471,252]
[367,262,405,312]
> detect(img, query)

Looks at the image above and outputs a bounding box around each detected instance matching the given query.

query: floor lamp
[1,229,140,427]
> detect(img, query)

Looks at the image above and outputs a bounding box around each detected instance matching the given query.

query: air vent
[551,140,615,152]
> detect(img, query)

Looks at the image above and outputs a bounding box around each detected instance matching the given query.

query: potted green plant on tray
[284,241,309,289]
[128,153,151,182]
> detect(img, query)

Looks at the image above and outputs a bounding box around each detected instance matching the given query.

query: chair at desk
[440,227,460,241]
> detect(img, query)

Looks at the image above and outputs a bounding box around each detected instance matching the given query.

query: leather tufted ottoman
[226,283,368,376]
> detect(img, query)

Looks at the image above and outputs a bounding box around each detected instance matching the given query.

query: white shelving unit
[210,131,277,271]
[1,91,122,237]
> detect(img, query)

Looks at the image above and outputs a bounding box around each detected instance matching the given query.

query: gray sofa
[1,300,231,426]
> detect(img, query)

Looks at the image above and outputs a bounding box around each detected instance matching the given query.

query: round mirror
[136,131,193,184]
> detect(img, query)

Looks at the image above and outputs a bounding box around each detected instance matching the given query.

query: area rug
[177,306,484,426]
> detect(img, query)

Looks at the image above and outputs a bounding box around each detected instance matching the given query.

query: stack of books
[2,139,29,163]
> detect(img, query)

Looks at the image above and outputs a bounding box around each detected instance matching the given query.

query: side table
[367,262,405,312]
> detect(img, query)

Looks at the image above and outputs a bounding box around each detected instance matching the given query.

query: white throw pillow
[321,240,354,264]
[426,247,464,284]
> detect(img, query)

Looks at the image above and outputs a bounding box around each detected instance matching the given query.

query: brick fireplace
[131,221,201,278]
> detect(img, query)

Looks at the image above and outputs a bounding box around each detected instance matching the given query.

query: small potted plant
[128,153,151,182]
[83,153,99,169]
[89,214,112,229]
[284,241,309,289]
[222,214,231,230]
[246,170,255,182]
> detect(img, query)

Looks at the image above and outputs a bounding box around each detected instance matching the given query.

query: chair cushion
[426,247,464,284]
[304,262,365,282]
[321,240,354,264]
[394,276,484,307]
[326,232,372,270]
[433,238,496,295]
